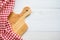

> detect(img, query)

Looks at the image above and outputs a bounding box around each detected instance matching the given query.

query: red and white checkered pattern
[0,0,22,40]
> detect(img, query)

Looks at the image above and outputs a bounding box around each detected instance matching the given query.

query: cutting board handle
[19,7,32,19]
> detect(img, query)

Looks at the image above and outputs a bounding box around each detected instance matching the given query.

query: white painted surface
[14,0,60,31]
[22,32,60,40]
[14,0,60,40]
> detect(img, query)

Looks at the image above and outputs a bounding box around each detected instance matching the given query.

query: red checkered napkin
[0,0,22,40]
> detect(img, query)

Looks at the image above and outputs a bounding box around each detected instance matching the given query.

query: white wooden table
[14,0,60,40]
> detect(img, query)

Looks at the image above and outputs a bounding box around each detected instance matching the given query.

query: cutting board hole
[26,10,28,12]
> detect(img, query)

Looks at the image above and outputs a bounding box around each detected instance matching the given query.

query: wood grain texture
[8,7,32,36]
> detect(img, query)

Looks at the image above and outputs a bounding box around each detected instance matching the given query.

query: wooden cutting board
[8,7,32,36]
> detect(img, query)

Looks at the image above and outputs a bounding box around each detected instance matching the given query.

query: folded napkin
[0,0,22,40]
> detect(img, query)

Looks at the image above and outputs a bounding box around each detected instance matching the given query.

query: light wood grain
[8,7,32,36]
